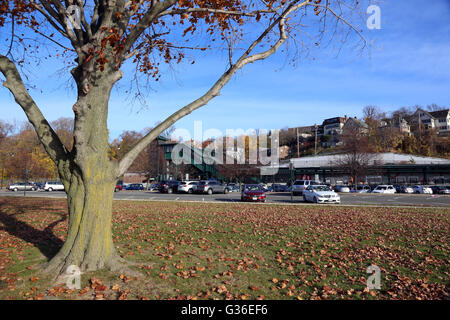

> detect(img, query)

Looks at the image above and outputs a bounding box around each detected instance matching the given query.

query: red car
[241,184,266,202]
[114,184,123,192]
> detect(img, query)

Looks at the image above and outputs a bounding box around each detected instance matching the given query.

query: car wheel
[207,188,213,195]
[31,187,35,191]
[188,189,193,194]
[13,188,18,192]
[224,188,229,194]
[114,188,119,192]
[167,188,173,194]
[48,187,53,192]
[303,195,307,202]
[314,197,318,203]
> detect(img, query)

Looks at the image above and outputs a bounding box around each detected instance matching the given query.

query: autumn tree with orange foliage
[0,0,367,277]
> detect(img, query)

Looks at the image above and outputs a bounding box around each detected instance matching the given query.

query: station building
[261,152,450,186]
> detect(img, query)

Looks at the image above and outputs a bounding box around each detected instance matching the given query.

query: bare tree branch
[123,0,178,54]
[117,0,308,177]
[0,55,70,164]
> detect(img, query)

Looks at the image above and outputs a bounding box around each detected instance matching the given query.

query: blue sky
[1,0,450,140]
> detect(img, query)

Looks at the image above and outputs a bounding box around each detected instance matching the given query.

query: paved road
[0,190,449,208]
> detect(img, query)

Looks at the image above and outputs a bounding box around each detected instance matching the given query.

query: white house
[412,108,450,135]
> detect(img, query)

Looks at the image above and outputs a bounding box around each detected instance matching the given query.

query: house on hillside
[322,116,348,136]
[379,118,411,134]
[411,108,450,135]
[342,117,369,134]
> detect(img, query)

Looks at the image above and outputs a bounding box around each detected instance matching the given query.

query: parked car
[148,183,159,191]
[227,183,240,192]
[44,181,65,191]
[355,185,371,193]
[334,185,351,193]
[126,183,144,191]
[8,182,37,192]
[241,184,266,202]
[178,181,199,194]
[412,185,433,194]
[303,185,341,204]
[114,184,123,192]
[158,180,180,194]
[372,185,396,194]
[399,185,414,193]
[196,180,230,195]
[291,180,319,195]
[33,182,44,190]
[393,185,411,193]
[430,185,450,194]
[271,184,289,192]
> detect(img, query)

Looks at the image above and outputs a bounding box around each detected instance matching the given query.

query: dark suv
[158,180,180,194]
[430,185,450,194]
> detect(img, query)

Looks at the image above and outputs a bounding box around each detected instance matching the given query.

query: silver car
[412,185,433,194]
[196,180,230,195]
[8,182,37,192]
[303,185,341,204]
[178,181,199,194]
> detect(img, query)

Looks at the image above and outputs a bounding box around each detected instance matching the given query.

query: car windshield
[244,185,262,191]
[311,186,331,192]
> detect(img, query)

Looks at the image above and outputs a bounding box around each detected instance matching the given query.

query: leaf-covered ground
[0,197,448,300]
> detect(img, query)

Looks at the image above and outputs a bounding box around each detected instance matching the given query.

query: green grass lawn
[0,197,448,300]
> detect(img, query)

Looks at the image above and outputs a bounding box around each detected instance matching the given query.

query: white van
[292,180,319,196]
[44,181,65,191]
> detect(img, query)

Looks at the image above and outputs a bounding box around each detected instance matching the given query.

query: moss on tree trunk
[43,70,125,277]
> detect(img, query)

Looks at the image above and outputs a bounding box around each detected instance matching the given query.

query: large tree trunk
[45,175,118,274]
[44,67,123,276]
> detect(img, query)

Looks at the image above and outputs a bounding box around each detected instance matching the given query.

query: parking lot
[0,189,449,207]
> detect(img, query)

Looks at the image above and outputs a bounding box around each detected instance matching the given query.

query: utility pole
[289,161,294,203]
[0,153,4,190]
[418,111,421,135]
[314,124,318,155]
[296,127,299,158]
[1,165,4,190]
